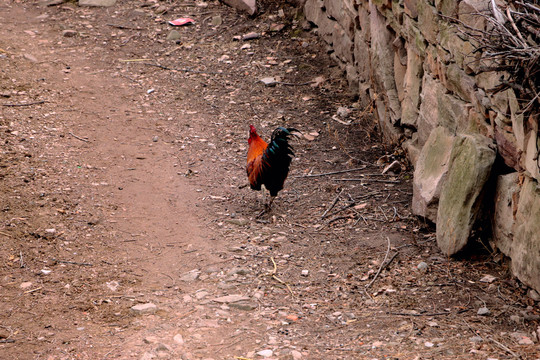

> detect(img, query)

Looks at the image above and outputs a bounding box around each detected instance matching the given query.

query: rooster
[246,125,297,213]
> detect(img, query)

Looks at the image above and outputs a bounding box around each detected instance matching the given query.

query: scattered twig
[102,349,115,360]
[331,115,353,126]
[0,231,12,238]
[378,206,389,221]
[475,295,487,308]
[327,215,352,224]
[321,189,343,219]
[294,166,367,178]
[51,258,93,266]
[387,311,451,317]
[177,309,197,319]
[24,287,42,294]
[325,201,358,219]
[333,178,401,184]
[516,1,540,13]
[119,73,142,84]
[505,8,527,47]
[107,23,143,30]
[119,59,148,62]
[487,336,520,358]
[276,80,314,86]
[357,215,386,222]
[2,100,46,107]
[69,132,89,142]
[141,62,220,75]
[383,252,399,270]
[365,237,391,289]
[289,221,306,228]
[263,257,294,297]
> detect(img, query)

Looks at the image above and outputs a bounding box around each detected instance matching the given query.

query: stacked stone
[304,0,539,292]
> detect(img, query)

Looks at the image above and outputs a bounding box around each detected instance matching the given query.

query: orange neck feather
[247,134,267,164]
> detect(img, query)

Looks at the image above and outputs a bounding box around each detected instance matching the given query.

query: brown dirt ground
[0,0,538,359]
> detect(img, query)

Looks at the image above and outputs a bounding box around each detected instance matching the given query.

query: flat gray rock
[131,302,157,314]
[212,294,250,303]
[79,0,116,7]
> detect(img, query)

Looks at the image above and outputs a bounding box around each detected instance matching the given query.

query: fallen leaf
[285,314,299,321]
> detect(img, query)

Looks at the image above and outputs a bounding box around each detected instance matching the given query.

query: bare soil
[0,1,538,359]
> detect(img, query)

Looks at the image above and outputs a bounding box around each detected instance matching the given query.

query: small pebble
[195,291,209,300]
[20,282,33,289]
[242,32,260,40]
[480,274,497,283]
[256,349,273,358]
[417,262,428,271]
[167,30,181,41]
[180,270,200,282]
[173,334,184,345]
[131,302,157,314]
[477,307,490,316]
[301,269,309,277]
[528,289,540,301]
[510,331,534,345]
[470,336,483,343]
[260,77,277,86]
[227,267,250,276]
[336,106,352,118]
[510,315,522,323]
[228,302,256,311]
[62,29,77,37]
[211,15,222,26]
[143,336,159,344]
[155,343,172,352]
[106,280,119,292]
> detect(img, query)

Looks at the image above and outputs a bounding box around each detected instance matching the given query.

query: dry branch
[69,132,89,142]
[294,166,367,178]
[51,258,93,266]
[321,189,343,219]
[333,178,401,184]
[2,100,46,107]
[365,237,393,289]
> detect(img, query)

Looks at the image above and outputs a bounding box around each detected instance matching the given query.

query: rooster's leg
[256,192,274,218]
[262,190,267,208]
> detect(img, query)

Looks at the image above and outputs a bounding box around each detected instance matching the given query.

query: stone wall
[304,0,540,292]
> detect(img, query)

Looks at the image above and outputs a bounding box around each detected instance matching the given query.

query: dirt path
[1,1,538,359]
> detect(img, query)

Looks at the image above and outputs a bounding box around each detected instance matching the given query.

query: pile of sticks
[459,0,539,115]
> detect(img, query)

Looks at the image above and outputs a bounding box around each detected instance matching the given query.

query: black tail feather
[261,127,297,197]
